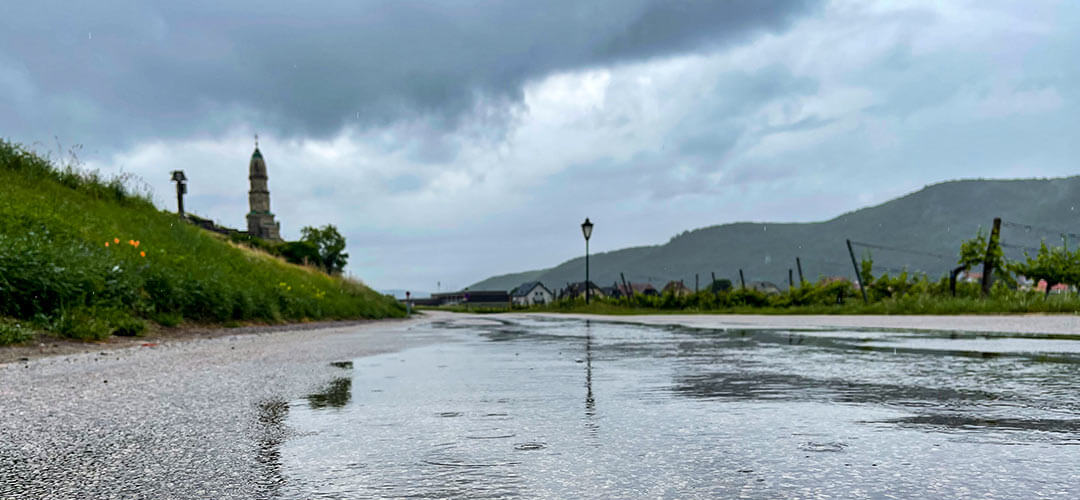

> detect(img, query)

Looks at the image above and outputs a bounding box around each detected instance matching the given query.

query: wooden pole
[949,265,966,297]
[980,217,1001,297]
[739,269,746,290]
[695,274,699,293]
[847,239,869,304]
[788,269,794,289]
[796,257,804,285]
[620,272,630,302]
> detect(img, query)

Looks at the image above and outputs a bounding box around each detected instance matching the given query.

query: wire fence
[576,218,1080,296]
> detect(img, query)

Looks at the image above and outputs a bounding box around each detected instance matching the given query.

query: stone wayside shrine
[246,136,282,241]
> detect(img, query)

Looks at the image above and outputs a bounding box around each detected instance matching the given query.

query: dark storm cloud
[0,0,821,150]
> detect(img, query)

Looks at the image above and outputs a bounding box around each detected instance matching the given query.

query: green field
[425,276,1080,316]
[0,140,404,344]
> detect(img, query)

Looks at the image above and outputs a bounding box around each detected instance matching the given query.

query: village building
[429,290,510,306]
[600,284,621,298]
[662,280,693,297]
[246,138,282,241]
[510,281,553,306]
[561,281,605,300]
[749,281,783,295]
[615,282,659,297]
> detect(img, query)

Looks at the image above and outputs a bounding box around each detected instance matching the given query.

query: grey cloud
[1,0,822,151]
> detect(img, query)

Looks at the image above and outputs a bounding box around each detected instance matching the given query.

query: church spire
[246,138,280,241]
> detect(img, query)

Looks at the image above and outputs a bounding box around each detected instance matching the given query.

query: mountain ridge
[469,176,1080,292]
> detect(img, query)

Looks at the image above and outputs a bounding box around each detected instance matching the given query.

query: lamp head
[581,218,593,241]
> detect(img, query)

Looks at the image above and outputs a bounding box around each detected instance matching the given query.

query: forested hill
[470,177,1080,292]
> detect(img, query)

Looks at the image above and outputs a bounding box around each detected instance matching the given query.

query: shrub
[0,319,34,345]
[152,311,183,327]
[52,307,114,341]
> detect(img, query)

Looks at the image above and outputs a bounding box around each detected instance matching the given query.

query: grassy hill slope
[471,177,1080,291]
[0,140,403,343]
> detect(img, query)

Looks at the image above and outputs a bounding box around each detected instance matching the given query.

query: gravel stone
[0,314,447,499]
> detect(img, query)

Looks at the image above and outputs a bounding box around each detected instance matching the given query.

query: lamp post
[581,218,593,304]
[170,170,187,217]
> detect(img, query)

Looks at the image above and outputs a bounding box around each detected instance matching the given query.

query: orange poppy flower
[105,242,110,247]
[140,251,146,257]
[114,238,120,244]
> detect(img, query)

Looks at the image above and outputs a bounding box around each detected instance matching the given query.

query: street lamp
[581,218,593,304]
[170,170,187,217]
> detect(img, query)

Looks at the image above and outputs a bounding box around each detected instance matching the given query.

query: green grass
[426,279,1080,317]
[530,294,1080,316]
[0,318,34,345]
[0,139,404,343]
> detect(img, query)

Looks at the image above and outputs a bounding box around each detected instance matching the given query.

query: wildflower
[140,251,146,257]
[134,241,140,248]
[129,239,135,246]
[114,238,120,244]
[105,242,110,247]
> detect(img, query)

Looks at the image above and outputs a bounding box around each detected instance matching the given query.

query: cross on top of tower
[254,133,259,149]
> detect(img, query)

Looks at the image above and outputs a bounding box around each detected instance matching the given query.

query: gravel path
[511,312,1080,336]
[0,313,450,499]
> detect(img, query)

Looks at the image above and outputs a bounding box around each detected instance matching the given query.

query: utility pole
[796,257,804,285]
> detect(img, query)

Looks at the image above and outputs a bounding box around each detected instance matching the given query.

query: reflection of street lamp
[581,218,593,304]
[583,319,598,443]
[585,321,594,416]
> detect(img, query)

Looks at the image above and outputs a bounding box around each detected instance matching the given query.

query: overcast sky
[4,1,1078,292]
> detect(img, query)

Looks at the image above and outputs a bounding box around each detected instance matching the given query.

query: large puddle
[262,318,1080,498]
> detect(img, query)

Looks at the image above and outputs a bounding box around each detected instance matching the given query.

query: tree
[953,227,1014,295]
[957,228,990,270]
[1009,242,1080,296]
[300,224,349,275]
[278,240,320,268]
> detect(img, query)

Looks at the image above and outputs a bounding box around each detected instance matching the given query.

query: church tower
[246,136,282,240]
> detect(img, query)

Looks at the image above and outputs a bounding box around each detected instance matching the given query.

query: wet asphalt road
[0,316,442,499]
[273,316,1080,499]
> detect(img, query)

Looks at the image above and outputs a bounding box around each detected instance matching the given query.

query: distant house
[960,271,982,283]
[662,280,693,297]
[562,281,605,300]
[749,281,782,295]
[600,285,621,298]
[615,282,659,297]
[1035,280,1071,294]
[510,281,553,306]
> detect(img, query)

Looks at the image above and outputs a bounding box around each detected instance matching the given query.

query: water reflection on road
[267,318,1080,498]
